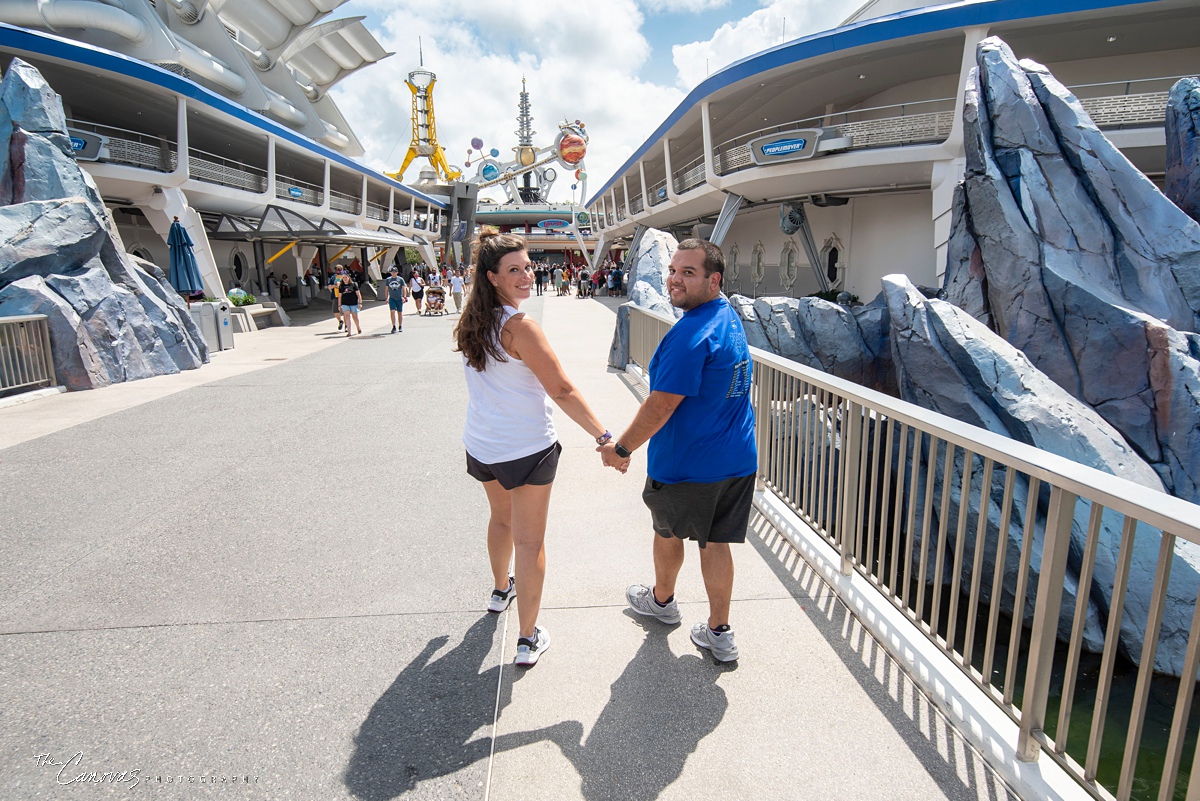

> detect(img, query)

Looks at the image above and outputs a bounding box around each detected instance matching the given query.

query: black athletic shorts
[642,473,756,548]
[466,442,561,490]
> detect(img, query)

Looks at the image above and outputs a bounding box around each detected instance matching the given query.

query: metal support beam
[791,203,830,293]
[709,192,744,247]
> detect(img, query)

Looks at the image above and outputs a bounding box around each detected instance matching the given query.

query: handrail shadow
[746,511,1019,801]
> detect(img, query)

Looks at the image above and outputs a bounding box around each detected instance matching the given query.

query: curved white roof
[283,17,392,94]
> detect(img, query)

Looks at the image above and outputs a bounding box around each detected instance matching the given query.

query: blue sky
[333,1,862,198]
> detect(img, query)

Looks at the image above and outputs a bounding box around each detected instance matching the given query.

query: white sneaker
[487,577,514,613]
[514,626,550,666]
[691,622,739,662]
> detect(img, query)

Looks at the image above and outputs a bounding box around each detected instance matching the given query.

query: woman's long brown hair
[454,227,527,371]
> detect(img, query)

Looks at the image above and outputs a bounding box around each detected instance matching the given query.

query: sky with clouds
[333,0,863,203]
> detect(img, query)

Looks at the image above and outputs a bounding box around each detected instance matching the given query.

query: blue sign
[657,187,667,200]
[749,128,824,165]
[288,186,303,198]
[65,128,103,161]
[538,219,570,229]
[761,138,807,156]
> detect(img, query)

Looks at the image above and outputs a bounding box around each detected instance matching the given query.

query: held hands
[597,441,630,474]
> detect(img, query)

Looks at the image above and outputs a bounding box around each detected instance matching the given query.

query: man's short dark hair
[676,238,725,284]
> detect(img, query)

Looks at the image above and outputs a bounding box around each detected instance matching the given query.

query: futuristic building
[0,0,447,301]
[584,0,1199,299]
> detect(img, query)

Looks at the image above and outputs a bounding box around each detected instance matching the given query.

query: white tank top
[462,306,557,464]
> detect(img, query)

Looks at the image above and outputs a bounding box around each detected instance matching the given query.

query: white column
[639,161,650,210]
[663,138,675,201]
[265,134,276,199]
[174,97,189,183]
[701,102,715,186]
[322,159,331,212]
[622,175,630,215]
[932,24,991,279]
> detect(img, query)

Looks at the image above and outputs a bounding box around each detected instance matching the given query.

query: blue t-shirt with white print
[647,296,757,484]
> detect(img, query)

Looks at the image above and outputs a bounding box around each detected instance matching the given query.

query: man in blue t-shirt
[599,239,756,662]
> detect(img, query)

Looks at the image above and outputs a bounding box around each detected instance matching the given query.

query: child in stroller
[424,285,447,315]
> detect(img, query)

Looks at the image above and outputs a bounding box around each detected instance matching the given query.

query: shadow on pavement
[494,616,732,801]
[746,512,1018,801]
[343,614,506,800]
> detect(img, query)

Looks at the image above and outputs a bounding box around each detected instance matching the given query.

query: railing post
[838,400,864,576]
[754,361,771,492]
[1017,485,1078,761]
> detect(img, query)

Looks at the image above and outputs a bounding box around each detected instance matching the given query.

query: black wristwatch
[614,442,631,459]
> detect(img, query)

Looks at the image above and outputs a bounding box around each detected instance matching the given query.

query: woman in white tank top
[454,228,612,667]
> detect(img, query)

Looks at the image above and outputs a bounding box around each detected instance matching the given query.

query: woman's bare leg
[510,482,554,639]
[481,480,514,591]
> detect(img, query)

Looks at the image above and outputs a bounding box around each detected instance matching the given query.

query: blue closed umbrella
[167,217,204,304]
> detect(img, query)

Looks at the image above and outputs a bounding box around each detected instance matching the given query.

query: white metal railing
[365,201,388,221]
[392,209,411,226]
[190,147,268,192]
[627,305,1200,801]
[713,98,956,176]
[329,189,362,214]
[276,174,323,206]
[66,118,177,172]
[630,194,644,214]
[647,179,668,206]
[0,315,56,396]
[672,155,707,194]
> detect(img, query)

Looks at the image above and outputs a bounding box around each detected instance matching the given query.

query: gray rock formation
[727,293,895,395]
[609,229,679,370]
[886,275,1200,675]
[0,59,207,390]
[1166,77,1200,224]
[943,38,1200,506]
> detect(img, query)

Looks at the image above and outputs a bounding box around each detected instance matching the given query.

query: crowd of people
[529,259,627,298]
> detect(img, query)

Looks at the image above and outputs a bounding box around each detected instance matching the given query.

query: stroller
[424,285,447,315]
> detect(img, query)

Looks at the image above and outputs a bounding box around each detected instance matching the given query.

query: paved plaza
[1,293,1018,800]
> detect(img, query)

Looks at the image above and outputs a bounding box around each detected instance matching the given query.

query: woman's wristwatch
[614,442,631,458]
[596,430,612,445]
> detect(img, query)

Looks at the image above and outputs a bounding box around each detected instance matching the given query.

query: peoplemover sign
[749,128,824,165]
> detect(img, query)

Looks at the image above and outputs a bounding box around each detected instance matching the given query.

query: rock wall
[608,228,679,370]
[1167,77,1200,224]
[0,59,207,391]
[943,39,1200,507]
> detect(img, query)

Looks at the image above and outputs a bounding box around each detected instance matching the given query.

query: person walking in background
[385,265,407,333]
[455,227,613,667]
[328,267,344,331]
[450,269,466,313]
[534,263,545,296]
[552,264,564,296]
[409,268,425,315]
[599,239,757,663]
[339,270,363,337]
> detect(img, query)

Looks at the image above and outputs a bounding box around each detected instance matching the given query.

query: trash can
[190,302,219,352]
[215,301,234,350]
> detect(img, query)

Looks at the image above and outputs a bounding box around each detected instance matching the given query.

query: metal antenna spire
[419,36,423,67]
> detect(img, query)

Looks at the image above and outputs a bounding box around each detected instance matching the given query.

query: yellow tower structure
[387,68,461,183]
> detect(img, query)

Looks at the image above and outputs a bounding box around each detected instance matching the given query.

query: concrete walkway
[0,292,1018,800]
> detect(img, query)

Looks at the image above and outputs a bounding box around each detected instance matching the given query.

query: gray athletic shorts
[642,473,756,548]
[466,442,561,490]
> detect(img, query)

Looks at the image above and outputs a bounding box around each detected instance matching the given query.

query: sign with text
[749,128,824,165]
[65,128,104,162]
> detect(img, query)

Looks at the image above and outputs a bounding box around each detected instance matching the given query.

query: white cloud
[639,0,731,12]
[333,0,684,203]
[672,0,862,89]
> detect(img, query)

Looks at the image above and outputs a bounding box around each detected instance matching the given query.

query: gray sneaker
[691,622,739,662]
[625,584,682,625]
